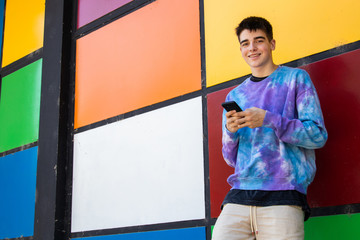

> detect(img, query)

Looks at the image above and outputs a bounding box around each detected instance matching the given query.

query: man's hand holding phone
[225,110,245,133]
[222,101,266,132]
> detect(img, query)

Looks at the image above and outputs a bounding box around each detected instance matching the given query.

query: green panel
[305,213,360,240]
[0,59,42,152]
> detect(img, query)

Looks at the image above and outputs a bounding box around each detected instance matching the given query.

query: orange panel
[75,0,201,128]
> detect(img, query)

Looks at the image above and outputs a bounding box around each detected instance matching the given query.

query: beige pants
[212,204,304,240]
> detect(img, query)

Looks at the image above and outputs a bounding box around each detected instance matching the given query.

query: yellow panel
[204,0,360,86]
[2,0,45,67]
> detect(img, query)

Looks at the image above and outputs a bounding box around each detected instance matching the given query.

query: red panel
[207,87,235,218]
[302,49,360,208]
[208,49,360,217]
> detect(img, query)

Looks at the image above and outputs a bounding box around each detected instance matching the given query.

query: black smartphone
[222,101,243,112]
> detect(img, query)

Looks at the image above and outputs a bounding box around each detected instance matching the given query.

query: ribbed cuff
[224,125,238,139]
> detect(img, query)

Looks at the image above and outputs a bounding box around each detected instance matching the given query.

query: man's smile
[248,53,261,58]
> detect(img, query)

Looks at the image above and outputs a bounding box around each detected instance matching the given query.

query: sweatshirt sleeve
[221,109,239,168]
[263,74,328,149]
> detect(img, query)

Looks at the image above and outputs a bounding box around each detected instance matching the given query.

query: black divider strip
[0,142,38,158]
[0,48,43,77]
[74,90,203,134]
[74,0,156,40]
[5,237,33,240]
[198,0,212,239]
[62,0,79,237]
[70,219,206,239]
[284,40,360,68]
[311,203,360,217]
[33,0,73,239]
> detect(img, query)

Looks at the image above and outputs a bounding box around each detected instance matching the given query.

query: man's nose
[249,42,257,51]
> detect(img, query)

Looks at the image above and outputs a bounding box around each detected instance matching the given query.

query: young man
[212,17,328,240]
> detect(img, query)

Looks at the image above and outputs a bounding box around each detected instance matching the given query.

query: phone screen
[221,101,242,112]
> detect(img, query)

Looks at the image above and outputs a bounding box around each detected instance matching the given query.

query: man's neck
[251,63,278,78]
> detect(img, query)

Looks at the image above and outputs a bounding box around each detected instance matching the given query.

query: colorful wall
[0,0,44,239]
[0,0,360,239]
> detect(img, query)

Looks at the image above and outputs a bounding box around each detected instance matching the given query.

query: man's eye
[241,43,249,47]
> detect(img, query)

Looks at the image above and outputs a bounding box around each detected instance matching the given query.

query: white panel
[71,97,205,232]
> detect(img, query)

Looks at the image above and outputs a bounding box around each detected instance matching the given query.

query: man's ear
[270,39,276,51]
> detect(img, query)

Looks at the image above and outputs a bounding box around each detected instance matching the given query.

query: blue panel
[72,227,206,240]
[0,147,38,239]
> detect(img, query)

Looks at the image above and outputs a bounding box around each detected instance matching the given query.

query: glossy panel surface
[72,98,205,232]
[304,213,360,240]
[0,147,38,239]
[302,49,360,207]
[2,0,45,67]
[0,60,43,152]
[72,227,206,240]
[77,0,133,28]
[75,0,201,128]
[204,0,360,86]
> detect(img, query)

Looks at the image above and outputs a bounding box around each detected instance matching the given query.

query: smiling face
[239,29,276,76]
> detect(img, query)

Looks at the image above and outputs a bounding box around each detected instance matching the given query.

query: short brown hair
[235,16,273,41]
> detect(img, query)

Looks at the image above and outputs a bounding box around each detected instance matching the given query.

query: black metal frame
[33,0,73,239]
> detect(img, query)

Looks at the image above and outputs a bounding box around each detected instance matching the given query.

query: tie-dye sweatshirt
[222,66,327,194]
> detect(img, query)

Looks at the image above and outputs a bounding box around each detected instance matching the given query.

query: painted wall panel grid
[74,0,201,128]
[0,59,43,153]
[0,147,38,239]
[2,0,45,67]
[72,98,205,232]
[0,0,355,239]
